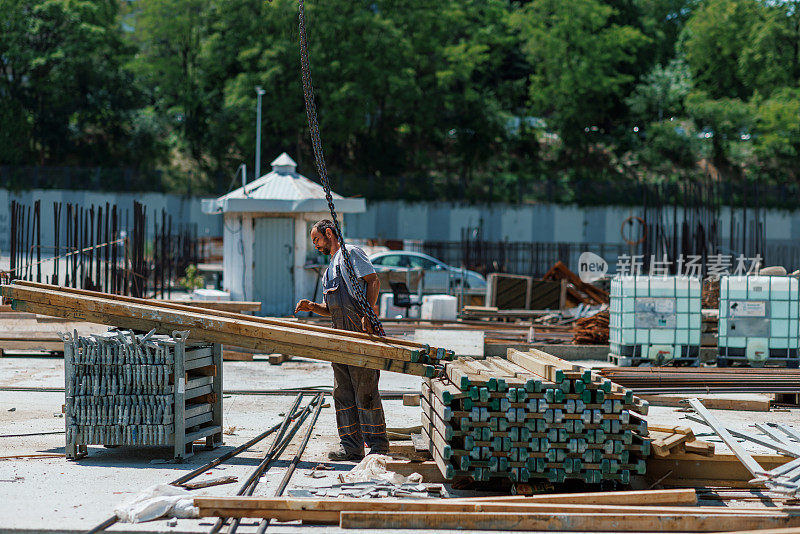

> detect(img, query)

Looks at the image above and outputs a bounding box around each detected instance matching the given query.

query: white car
[369,251,486,292]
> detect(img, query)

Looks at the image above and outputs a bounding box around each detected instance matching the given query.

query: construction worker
[294,219,389,461]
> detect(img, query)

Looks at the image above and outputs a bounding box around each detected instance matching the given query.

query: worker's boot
[327,446,364,462]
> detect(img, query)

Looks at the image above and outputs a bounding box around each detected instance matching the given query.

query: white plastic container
[609,276,701,362]
[718,275,799,365]
[421,295,458,321]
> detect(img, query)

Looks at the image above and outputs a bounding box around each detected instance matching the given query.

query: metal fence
[407,239,800,279]
[407,240,631,278]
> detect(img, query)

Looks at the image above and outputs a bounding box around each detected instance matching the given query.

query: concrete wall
[3,190,799,257]
[343,201,800,248]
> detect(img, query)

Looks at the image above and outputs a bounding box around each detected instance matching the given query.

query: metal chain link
[298,0,385,337]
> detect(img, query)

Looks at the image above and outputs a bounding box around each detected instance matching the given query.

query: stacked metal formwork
[64,330,223,460]
[421,351,650,484]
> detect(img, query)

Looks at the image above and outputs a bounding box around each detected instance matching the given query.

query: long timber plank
[9,300,429,376]
[3,284,420,361]
[12,281,429,351]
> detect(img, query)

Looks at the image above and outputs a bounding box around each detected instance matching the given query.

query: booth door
[253,217,295,316]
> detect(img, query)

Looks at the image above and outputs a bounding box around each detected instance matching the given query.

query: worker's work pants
[332,362,389,455]
[323,266,389,455]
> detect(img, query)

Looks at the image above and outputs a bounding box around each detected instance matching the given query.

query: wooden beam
[459,488,696,505]
[647,453,792,487]
[6,284,417,360]
[339,511,800,531]
[11,281,428,351]
[193,496,774,516]
[10,299,429,376]
[639,395,770,412]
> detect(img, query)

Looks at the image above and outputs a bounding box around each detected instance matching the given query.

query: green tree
[739,2,800,96]
[752,87,800,181]
[512,0,649,149]
[680,0,761,99]
[127,0,211,178]
[0,0,159,167]
[626,59,692,122]
[685,91,753,166]
[637,0,699,67]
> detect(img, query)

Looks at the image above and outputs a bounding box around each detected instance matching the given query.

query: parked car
[369,251,486,292]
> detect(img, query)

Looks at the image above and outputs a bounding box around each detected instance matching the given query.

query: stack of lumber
[598,367,800,395]
[192,488,800,531]
[648,425,715,457]
[571,310,609,345]
[1,281,452,376]
[420,349,649,484]
[543,261,609,307]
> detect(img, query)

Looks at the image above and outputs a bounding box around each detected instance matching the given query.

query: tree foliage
[2,0,800,201]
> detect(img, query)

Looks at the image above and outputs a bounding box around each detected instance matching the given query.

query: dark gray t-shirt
[322,245,375,298]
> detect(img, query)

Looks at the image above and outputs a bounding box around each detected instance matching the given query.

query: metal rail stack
[421,349,650,484]
[64,329,223,460]
[598,367,800,395]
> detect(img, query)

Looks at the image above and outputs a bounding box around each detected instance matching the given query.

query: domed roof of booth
[202,152,365,214]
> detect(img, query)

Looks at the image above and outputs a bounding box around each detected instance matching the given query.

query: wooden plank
[714,528,800,534]
[507,348,563,383]
[268,353,292,365]
[459,488,696,505]
[639,394,771,412]
[162,300,262,313]
[0,340,64,352]
[684,440,716,456]
[194,496,768,516]
[6,284,418,361]
[647,453,792,486]
[339,511,800,531]
[10,300,429,376]
[222,350,254,362]
[11,281,428,351]
[403,393,421,406]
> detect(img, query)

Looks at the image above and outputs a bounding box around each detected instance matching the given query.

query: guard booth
[201,153,365,315]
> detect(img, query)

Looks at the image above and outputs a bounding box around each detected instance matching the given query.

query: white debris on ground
[113,483,199,523]
[339,454,423,485]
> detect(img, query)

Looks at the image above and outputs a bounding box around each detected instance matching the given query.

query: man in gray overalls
[295,219,390,461]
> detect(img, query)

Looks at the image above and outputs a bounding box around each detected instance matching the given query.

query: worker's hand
[361,315,375,334]
[295,299,313,313]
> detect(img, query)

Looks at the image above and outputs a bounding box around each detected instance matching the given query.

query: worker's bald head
[311,219,336,255]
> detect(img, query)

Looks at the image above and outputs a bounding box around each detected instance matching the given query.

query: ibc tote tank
[609,275,702,366]
[717,275,800,368]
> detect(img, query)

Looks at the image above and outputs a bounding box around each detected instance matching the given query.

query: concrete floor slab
[2,356,799,534]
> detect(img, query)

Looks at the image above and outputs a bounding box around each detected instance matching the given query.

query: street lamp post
[255,86,266,180]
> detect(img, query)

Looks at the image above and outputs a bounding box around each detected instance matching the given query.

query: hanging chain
[297,0,386,337]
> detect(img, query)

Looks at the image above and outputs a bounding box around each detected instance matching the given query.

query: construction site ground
[2,355,799,534]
